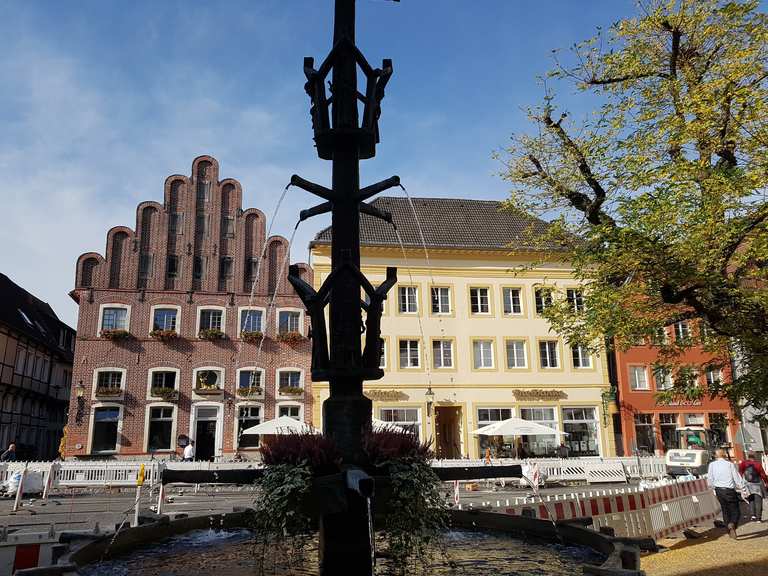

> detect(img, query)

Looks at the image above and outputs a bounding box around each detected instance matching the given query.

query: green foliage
[501,0,768,417]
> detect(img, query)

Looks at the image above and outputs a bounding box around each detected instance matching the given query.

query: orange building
[614,321,742,458]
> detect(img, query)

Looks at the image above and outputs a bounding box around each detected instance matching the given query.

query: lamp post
[286,1,401,574]
[74,380,85,424]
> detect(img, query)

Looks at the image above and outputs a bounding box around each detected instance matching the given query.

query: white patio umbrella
[241,416,318,436]
[472,417,567,459]
[372,418,406,433]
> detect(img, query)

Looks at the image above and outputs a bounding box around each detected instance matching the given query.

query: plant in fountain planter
[278,386,304,396]
[240,331,264,344]
[276,331,305,344]
[198,328,226,341]
[149,329,179,342]
[100,329,133,341]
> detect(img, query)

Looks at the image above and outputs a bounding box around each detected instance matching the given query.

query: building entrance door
[193,407,219,461]
[435,406,462,459]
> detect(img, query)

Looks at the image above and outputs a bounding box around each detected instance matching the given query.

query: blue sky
[0,0,638,326]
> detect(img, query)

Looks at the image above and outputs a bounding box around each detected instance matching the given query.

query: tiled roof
[311,196,560,251]
[0,273,75,360]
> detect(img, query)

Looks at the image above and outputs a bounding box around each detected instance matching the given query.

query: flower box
[101,329,133,341]
[150,329,179,342]
[278,386,304,396]
[237,387,263,398]
[95,386,123,398]
[151,387,178,400]
[198,328,226,341]
[194,386,222,395]
[241,331,264,344]
[276,331,305,344]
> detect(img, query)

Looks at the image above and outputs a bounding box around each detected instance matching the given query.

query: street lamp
[74,380,85,398]
[425,386,435,416]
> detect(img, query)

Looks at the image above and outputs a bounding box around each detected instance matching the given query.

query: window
[685,413,705,426]
[222,217,235,238]
[659,413,679,451]
[278,370,302,389]
[278,310,301,334]
[237,406,261,448]
[169,213,183,235]
[195,369,222,390]
[534,288,552,315]
[538,340,559,368]
[379,339,387,369]
[674,321,691,342]
[571,345,591,368]
[652,327,668,345]
[399,339,420,368]
[197,180,210,202]
[240,309,263,333]
[147,407,173,451]
[470,288,490,314]
[198,308,223,332]
[219,256,233,280]
[196,213,210,237]
[278,405,300,420]
[629,366,649,390]
[101,307,128,331]
[380,408,420,439]
[566,289,585,312]
[39,358,50,381]
[709,413,729,446]
[705,367,722,387]
[431,287,451,314]
[473,339,494,369]
[561,407,599,457]
[166,255,180,278]
[634,414,655,454]
[25,355,35,377]
[139,254,153,279]
[151,371,177,390]
[477,408,514,457]
[152,308,178,332]
[97,371,123,391]
[502,288,522,315]
[520,407,559,457]
[239,369,263,389]
[246,258,259,282]
[432,340,453,369]
[653,366,673,390]
[505,340,527,368]
[398,286,418,314]
[92,407,120,453]
[193,256,205,280]
[14,348,26,375]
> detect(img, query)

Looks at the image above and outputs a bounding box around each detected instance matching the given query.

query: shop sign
[365,390,408,401]
[659,399,703,406]
[513,389,567,401]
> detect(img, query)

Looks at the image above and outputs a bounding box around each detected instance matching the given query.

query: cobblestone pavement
[642,518,768,576]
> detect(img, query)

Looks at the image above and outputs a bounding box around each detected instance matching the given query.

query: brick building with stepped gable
[65,155,312,460]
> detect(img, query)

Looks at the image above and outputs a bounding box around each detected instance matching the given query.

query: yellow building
[310,197,616,459]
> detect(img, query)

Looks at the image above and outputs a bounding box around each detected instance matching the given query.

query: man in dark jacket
[0,443,17,462]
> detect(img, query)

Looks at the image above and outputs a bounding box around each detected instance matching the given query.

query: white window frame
[276,307,304,336]
[571,344,592,369]
[469,287,491,315]
[87,402,124,455]
[188,402,224,458]
[566,289,585,313]
[502,287,523,316]
[534,288,553,316]
[398,339,421,369]
[192,366,225,394]
[276,402,304,421]
[379,339,388,369]
[238,306,266,336]
[398,286,419,314]
[149,304,181,335]
[234,401,264,450]
[432,339,454,369]
[196,306,226,334]
[674,321,691,341]
[705,367,723,387]
[629,366,649,390]
[430,286,451,315]
[379,407,422,439]
[653,366,674,390]
[146,367,180,399]
[538,340,559,369]
[472,339,495,369]
[92,367,126,400]
[505,339,527,369]
[144,402,177,453]
[236,367,266,393]
[276,367,305,397]
[98,303,131,335]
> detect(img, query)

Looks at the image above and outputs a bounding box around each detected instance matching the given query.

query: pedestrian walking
[707,448,747,539]
[182,440,195,462]
[739,451,768,523]
[0,442,17,462]
[556,442,569,459]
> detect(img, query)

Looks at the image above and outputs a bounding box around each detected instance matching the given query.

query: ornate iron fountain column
[287,0,400,573]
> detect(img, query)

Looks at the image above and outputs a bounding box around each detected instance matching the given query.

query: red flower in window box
[276,331,305,344]
[241,331,264,344]
[237,387,264,398]
[150,329,180,342]
[198,328,226,341]
[101,329,133,341]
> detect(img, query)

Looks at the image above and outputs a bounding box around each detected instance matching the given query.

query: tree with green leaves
[501,0,768,416]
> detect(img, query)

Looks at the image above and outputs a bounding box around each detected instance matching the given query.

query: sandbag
[1,470,44,496]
